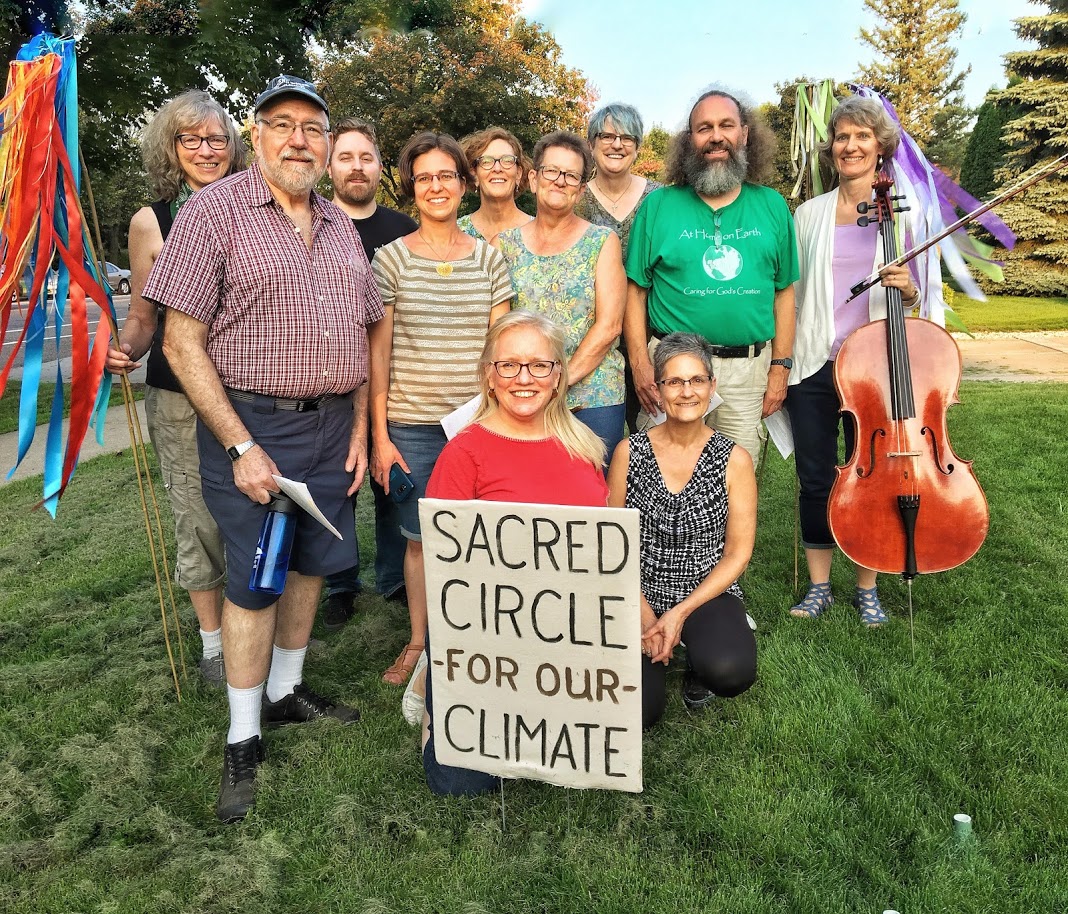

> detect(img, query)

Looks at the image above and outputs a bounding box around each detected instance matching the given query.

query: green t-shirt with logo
[626,183,799,346]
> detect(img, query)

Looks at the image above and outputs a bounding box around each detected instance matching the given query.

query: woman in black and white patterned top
[607,333,758,728]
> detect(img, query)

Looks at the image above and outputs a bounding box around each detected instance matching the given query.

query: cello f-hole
[921,426,955,475]
[856,428,886,478]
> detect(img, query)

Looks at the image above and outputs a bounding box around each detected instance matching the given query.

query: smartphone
[388,463,415,503]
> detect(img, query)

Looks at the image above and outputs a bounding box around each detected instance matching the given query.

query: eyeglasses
[537,165,583,187]
[256,118,328,141]
[413,170,462,187]
[492,360,559,378]
[475,154,518,170]
[657,375,713,389]
[595,132,639,148]
[175,134,231,150]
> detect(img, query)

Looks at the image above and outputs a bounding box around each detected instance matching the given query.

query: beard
[334,174,377,207]
[260,152,325,196]
[683,140,748,197]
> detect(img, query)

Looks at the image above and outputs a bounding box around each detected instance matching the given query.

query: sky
[520,0,1036,129]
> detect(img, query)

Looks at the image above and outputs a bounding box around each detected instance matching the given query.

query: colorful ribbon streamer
[0,33,115,515]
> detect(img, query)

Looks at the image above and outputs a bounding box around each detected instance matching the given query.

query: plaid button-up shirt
[144,163,384,399]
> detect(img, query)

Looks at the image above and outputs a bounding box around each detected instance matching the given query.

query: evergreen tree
[960,90,1014,201]
[856,0,969,148]
[990,1,1068,295]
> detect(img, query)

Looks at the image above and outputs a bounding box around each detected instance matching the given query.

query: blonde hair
[472,310,607,467]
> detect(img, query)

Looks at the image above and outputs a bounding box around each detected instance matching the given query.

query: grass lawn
[1,381,1065,913]
[950,293,1068,333]
[0,379,141,436]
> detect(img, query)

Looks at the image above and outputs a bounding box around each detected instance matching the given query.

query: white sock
[265,645,307,703]
[227,682,264,744]
[200,627,223,659]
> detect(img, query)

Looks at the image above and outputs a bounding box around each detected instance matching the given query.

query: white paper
[440,394,482,440]
[647,390,723,426]
[763,409,794,459]
[421,498,643,792]
[271,475,344,540]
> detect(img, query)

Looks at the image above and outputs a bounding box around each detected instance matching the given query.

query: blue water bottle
[249,493,299,594]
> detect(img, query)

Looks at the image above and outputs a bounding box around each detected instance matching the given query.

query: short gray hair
[818,96,901,174]
[653,333,716,381]
[587,103,645,144]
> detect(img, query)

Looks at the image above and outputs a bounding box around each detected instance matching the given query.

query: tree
[315,0,594,204]
[633,126,668,182]
[856,0,969,149]
[925,99,973,179]
[960,89,1015,201]
[986,1,1068,295]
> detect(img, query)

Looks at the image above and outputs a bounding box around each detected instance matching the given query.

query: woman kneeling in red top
[420,309,609,795]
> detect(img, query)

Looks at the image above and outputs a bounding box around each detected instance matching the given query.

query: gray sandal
[790,582,833,618]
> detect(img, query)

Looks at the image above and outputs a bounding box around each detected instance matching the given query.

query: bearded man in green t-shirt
[624,88,798,463]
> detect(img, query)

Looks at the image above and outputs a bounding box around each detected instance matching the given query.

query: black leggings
[642,592,757,729]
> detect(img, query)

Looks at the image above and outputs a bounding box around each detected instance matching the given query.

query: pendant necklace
[419,231,460,277]
[594,175,632,213]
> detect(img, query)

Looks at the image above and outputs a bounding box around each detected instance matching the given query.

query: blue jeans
[575,403,625,469]
[422,635,501,796]
[784,360,856,549]
[388,421,450,541]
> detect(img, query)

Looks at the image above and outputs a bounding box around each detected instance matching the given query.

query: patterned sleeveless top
[625,430,743,615]
[496,224,624,411]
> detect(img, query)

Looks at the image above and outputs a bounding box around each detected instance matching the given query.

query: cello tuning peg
[857,216,871,227]
[896,204,911,213]
[856,202,870,213]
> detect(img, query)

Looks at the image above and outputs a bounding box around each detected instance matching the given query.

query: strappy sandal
[790,582,833,619]
[383,642,424,686]
[854,586,887,627]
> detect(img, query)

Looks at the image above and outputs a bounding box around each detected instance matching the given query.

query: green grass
[0,379,141,436]
[950,293,1068,333]
[1,382,1066,913]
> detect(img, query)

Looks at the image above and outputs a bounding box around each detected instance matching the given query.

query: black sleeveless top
[144,200,182,392]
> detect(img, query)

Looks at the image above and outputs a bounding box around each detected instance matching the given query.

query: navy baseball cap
[254,75,329,116]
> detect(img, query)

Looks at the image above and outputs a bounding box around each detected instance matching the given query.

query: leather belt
[225,387,347,412]
[649,329,767,358]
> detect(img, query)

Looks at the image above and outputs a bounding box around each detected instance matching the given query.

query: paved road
[1,332,1066,488]
[956,331,1068,382]
[3,295,131,376]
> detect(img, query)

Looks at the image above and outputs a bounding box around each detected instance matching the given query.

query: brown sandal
[382,642,423,686]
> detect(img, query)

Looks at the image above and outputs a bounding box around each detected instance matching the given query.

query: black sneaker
[681,671,716,712]
[322,592,356,632]
[216,735,265,823]
[262,682,360,728]
[198,655,226,688]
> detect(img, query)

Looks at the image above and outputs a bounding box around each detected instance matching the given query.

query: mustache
[282,152,315,163]
[702,140,733,155]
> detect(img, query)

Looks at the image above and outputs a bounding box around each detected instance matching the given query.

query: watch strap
[227,438,256,461]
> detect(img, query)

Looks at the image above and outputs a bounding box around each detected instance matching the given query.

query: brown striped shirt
[372,238,513,425]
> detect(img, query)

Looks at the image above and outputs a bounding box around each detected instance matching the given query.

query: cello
[827,164,989,580]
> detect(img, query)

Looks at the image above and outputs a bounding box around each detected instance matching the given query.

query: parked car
[105,262,131,295]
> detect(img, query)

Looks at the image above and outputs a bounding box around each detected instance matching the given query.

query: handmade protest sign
[420,498,642,792]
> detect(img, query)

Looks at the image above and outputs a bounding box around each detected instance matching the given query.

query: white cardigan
[791,188,890,385]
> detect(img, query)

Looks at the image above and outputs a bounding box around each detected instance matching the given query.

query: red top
[143,164,384,399]
[427,424,609,507]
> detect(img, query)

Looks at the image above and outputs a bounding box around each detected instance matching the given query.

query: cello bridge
[887,450,923,457]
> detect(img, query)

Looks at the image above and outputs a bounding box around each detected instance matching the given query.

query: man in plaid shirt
[144,75,384,823]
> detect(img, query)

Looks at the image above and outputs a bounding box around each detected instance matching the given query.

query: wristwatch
[226,438,256,461]
[770,357,793,370]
